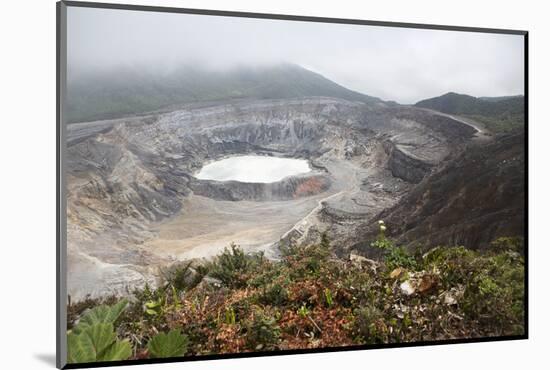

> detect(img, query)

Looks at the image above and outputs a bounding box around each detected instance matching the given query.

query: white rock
[444,293,457,305]
[400,281,415,295]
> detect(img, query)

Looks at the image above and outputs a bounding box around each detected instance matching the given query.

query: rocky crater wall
[189,174,331,201]
[383,141,435,183]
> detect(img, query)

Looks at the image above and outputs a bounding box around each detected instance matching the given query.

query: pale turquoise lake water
[195,155,311,183]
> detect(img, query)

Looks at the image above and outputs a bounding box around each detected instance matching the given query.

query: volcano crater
[66,97,477,298]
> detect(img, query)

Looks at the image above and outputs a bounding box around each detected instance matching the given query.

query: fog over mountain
[67,7,524,104]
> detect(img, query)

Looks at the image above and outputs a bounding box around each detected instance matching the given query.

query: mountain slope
[415,92,524,133]
[67,64,380,123]
[478,95,523,102]
[356,132,525,253]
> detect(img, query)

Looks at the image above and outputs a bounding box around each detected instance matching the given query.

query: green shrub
[141,290,172,324]
[209,243,265,288]
[370,222,417,271]
[284,242,332,279]
[247,262,283,288]
[370,221,392,250]
[370,236,393,250]
[490,236,524,254]
[461,252,525,334]
[260,283,289,306]
[246,312,281,350]
[128,284,171,328]
[160,261,207,292]
[352,304,385,343]
[384,246,417,271]
[422,246,477,287]
[422,245,524,335]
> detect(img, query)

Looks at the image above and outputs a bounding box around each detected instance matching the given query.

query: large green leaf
[147,329,189,358]
[67,331,95,363]
[79,323,117,360]
[73,300,128,335]
[99,339,132,362]
[67,323,132,363]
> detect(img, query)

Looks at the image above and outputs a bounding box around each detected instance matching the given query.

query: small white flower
[380,225,387,232]
[378,220,385,225]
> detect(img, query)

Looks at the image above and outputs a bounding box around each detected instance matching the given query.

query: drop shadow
[34,353,57,367]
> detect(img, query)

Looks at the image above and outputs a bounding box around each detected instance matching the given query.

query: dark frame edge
[57,1,68,369]
[523,32,529,339]
[61,0,527,35]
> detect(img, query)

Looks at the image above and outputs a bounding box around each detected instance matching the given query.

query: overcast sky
[67,6,524,104]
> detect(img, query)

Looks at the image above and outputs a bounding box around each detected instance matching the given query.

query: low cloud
[67,6,524,103]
